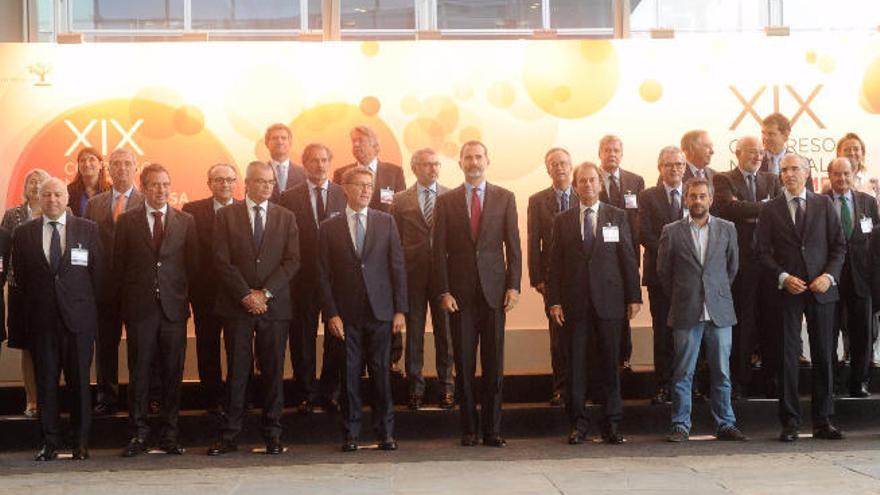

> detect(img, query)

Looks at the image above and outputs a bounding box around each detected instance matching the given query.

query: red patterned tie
[470,187,481,239]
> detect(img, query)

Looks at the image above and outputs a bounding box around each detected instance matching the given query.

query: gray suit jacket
[391,183,449,284]
[84,187,144,302]
[657,216,739,329]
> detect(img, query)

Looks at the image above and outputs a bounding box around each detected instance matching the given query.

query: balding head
[39,177,69,220]
[735,136,763,173]
[828,156,854,195]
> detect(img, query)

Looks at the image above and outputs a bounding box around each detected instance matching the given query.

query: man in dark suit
[597,135,643,371]
[14,177,102,461]
[639,146,687,404]
[84,147,144,415]
[658,177,747,442]
[527,147,578,407]
[319,166,408,452]
[0,226,10,359]
[547,161,641,445]
[391,148,454,410]
[713,136,782,398]
[207,161,300,456]
[433,140,522,447]
[826,157,879,397]
[279,143,347,413]
[654,130,717,186]
[114,164,199,457]
[181,163,238,412]
[265,123,307,203]
[761,113,814,192]
[332,126,408,373]
[757,154,846,442]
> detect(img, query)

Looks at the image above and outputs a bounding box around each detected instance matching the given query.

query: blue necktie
[560,191,569,212]
[583,208,594,254]
[49,221,61,274]
[253,205,264,247]
[355,212,365,257]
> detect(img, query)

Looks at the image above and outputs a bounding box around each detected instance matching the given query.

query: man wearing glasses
[182,163,239,413]
[208,161,300,456]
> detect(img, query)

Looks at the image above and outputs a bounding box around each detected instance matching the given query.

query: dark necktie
[470,187,481,239]
[609,175,622,207]
[559,191,569,212]
[746,174,757,202]
[49,221,61,274]
[793,197,805,236]
[670,189,681,220]
[583,208,594,254]
[253,205,264,247]
[695,169,705,179]
[314,186,326,222]
[423,188,434,228]
[151,211,164,252]
[355,212,365,257]
[840,195,853,239]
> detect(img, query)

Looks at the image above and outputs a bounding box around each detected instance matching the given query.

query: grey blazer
[657,216,739,330]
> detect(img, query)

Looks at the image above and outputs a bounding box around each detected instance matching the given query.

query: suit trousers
[541,293,567,398]
[620,320,633,364]
[406,283,454,397]
[564,313,623,434]
[222,317,288,442]
[647,285,674,388]
[192,302,225,407]
[341,317,395,440]
[33,320,93,448]
[391,331,403,365]
[835,273,873,389]
[777,292,835,429]
[289,300,320,403]
[95,304,123,406]
[731,259,761,393]
[450,290,505,437]
[319,334,346,403]
[126,305,187,443]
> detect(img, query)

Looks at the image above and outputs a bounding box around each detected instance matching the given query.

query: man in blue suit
[318,165,408,452]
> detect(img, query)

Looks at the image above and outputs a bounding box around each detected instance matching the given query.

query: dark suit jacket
[390,183,449,288]
[825,190,879,298]
[713,169,781,261]
[657,217,739,329]
[432,183,522,309]
[757,191,846,304]
[181,197,239,308]
[213,201,300,320]
[332,161,406,213]
[113,205,199,323]
[318,209,408,323]
[655,164,717,187]
[279,181,347,304]
[761,152,814,192]
[527,186,579,288]
[269,161,307,203]
[0,227,11,342]
[638,185,685,287]
[599,168,644,263]
[546,203,641,321]
[67,181,110,217]
[11,216,103,336]
[84,188,144,302]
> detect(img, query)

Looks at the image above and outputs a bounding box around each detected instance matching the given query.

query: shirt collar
[271,159,290,168]
[688,214,712,228]
[213,198,233,211]
[417,182,438,195]
[553,185,572,197]
[113,186,134,200]
[663,182,683,195]
[145,203,168,216]
[245,195,269,211]
[738,167,757,180]
[307,178,328,190]
[783,188,807,202]
[359,158,378,173]
[43,212,67,227]
[346,205,369,217]
[833,190,853,202]
[464,181,486,194]
[600,168,620,181]
[579,199,601,214]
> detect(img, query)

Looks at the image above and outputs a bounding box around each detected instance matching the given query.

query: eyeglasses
[250,178,277,187]
[347,182,374,190]
[211,177,237,185]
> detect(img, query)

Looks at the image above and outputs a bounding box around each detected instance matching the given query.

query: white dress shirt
[578,200,600,240]
[464,181,486,218]
[145,203,168,236]
[688,216,712,321]
[42,212,67,263]
[245,196,269,235]
[417,182,438,213]
[271,159,290,189]
[213,198,233,212]
[599,168,621,196]
[308,179,329,224]
[346,205,369,249]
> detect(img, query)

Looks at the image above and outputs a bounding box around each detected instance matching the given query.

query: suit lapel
[260,204,281,256]
[590,205,609,258]
[406,187,429,232]
[453,185,475,245]
[29,221,51,272]
[236,203,258,255]
[730,170,748,200]
[159,207,179,257]
[679,220,701,265]
[543,187,559,216]
[776,195,799,237]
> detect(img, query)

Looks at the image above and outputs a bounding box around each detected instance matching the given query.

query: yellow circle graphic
[861,57,880,113]
[639,79,663,103]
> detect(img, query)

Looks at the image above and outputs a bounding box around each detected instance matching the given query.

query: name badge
[861,217,873,234]
[0,257,4,273]
[603,225,620,243]
[623,193,638,209]
[71,247,89,266]
[380,187,395,205]
[328,211,340,218]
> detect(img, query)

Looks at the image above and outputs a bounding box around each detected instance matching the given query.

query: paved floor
[2,429,880,494]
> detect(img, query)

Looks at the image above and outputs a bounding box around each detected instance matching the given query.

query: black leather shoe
[438,394,455,410]
[296,400,314,415]
[160,442,185,455]
[93,402,117,416]
[34,445,58,461]
[122,438,147,457]
[378,437,398,451]
[779,426,799,442]
[408,395,424,410]
[650,388,668,405]
[549,392,563,407]
[265,438,283,455]
[850,383,870,398]
[567,430,585,445]
[483,435,507,448]
[813,424,845,440]
[72,446,89,460]
[602,429,625,445]
[207,440,237,456]
[460,433,478,447]
[342,437,358,452]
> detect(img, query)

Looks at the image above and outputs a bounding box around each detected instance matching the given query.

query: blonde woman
[2,168,50,417]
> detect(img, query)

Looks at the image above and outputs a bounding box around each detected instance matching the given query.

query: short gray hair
[657,145,684,167]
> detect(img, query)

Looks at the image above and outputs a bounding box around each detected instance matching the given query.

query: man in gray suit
[84,148,144,415]
[391,148,454,410]
[658,176,747,442]
[266,123,307,202]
